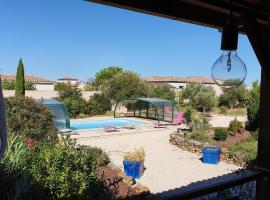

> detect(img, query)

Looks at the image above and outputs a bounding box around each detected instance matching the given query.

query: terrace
[85,0,270,199]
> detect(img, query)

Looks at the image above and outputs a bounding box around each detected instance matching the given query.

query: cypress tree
[15,58,25,96]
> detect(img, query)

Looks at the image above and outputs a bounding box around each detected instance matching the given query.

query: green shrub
[2,80,15,90]
[214,128,228,141]
[86,93,112,116]
[192,114,210,131]
[219,106,228,114]
[228,118,242,135]
[186,130,211,143]
[54,82,70,91]
[2,80,36,90]
[29,137,111,200]
[63,97,86,118]
[5,96,58,142]
[229,140,258,164]
[0,134,31,200]
[25,82,36,90]
[246,81,260,130]
[184,107,193,124]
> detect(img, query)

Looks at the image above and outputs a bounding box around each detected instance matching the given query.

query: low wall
[3,90,100,100]
[170,132,234,165]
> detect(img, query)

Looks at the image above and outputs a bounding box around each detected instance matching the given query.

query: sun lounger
[154,122,166,128]
[104,126,119,132]
[122,125,135,129]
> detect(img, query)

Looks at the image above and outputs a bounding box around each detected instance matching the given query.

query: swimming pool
[70,119,145,130]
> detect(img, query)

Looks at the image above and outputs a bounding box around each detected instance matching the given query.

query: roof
[144,76,215,84]
[136,97,171,103]
[88,0,270,32]
[58,76,78,81]
[1,74,54,84]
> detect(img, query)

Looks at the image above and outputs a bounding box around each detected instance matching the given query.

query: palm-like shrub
[228,118,242,135]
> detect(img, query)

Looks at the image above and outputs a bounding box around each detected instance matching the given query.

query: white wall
[34,84,54,91]
[168,82,223,96]
[3,90,100,100]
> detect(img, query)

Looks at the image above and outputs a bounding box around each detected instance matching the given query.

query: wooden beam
[87,0,227,29]
[241,16,270,81]
[242,16,270,200]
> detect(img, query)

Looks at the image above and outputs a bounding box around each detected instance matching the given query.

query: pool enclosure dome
[42,99,70,130]
[114,98,179,122]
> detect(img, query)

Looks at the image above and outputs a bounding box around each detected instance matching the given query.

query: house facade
[1,74,54,91]
[57,76,79,85]
[144,76,223,96]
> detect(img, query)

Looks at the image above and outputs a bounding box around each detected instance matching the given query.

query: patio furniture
[122,125,135,129]
[172,112,183,125]
[154,122,166,128]
[104,126,119,132]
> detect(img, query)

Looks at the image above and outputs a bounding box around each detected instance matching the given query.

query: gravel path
[77,127,239,194]
[209,114,247,128]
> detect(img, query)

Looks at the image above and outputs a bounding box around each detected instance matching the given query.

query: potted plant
[123,148,145,179]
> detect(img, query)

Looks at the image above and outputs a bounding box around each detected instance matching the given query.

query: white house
[57,76,79,85]
[144,76,223,96]
[1,74,54,91]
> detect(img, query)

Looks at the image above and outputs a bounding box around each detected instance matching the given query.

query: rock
[221,147,229,154]
[191,140,202,147]
[133,184,150,195]
[118,172,135,187]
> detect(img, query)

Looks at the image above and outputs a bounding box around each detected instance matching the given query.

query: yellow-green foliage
[124,148,145,162]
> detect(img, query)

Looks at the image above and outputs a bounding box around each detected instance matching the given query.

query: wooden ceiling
[87,0,270,32]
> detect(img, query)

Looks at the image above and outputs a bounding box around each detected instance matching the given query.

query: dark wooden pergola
[85,0,270,199]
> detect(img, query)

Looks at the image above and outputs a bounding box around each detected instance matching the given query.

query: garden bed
[170,130,256,166]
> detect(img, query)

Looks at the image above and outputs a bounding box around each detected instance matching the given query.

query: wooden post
[241,16,270,199]
[0,76,7,157]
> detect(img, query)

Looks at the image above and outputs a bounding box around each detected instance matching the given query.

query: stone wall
[3,90,100,100]
[170,132,234,164]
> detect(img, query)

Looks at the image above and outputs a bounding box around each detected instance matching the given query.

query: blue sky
[0,0,261,85]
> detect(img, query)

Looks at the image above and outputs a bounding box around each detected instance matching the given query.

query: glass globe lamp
[211,50,247,88]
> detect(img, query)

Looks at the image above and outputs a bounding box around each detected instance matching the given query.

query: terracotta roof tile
[1,74,54,84]
[144,76,214,84]
[58,76,78,81]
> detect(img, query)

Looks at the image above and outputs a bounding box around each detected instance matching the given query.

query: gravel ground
[209,114,247,128]
[76,126,239,194]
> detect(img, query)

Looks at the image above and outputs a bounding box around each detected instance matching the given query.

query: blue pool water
[70,119,145,130]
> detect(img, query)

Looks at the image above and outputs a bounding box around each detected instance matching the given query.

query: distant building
[57,76,79,85]
[1,74,54,91]
[144,76,223,96]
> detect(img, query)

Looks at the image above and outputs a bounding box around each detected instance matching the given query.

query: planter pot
[202,146,221,165]
[123,160,144,179]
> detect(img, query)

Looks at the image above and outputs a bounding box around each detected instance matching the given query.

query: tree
[15,59,25,96]
[103,71,148,103]
[58,85,82,101]
[54,82,69,91]
[218,85,247,109]
[182,83,216,113]
[148,84,175,101]
[86,93,112,115]
[94,66,123,88]
[25,82,36,90]
[2,80,15,90]
[246,81,260,130]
